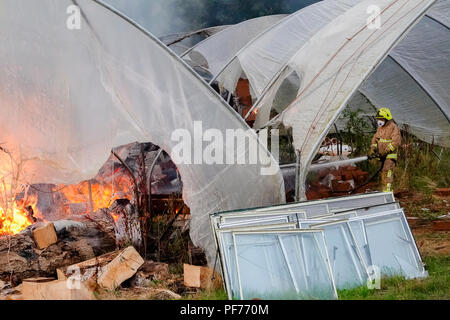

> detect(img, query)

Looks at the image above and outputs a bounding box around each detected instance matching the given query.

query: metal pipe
[294,150,301,202]
[147,148,164,213]
[281,156,369,172]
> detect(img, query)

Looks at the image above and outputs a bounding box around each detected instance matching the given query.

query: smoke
[104,0,319,37]
[104,0,203,37]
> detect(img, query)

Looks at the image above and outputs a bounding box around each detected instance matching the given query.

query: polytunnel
[265,0,439,198]
[210,0,361,101]
[198,0,449,147]
[180,14,287,80]
[160,25,231,55]
[199,0,448,198]
[0,0,285,264]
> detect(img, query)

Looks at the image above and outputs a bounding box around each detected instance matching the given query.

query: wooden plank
[183,264,223,290]
[33,222,57,249]
[57,246,144,291]
[22,277,95,300]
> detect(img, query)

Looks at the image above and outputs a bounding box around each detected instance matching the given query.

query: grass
[182,288,228,300]
[338,255,450,300]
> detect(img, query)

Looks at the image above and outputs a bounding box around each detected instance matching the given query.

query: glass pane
[218,224,296,299]
[314,222,368,289]
[233,231,336,300]
[219,216,290,229]
[363,212,425,278]
[349,211,426,278]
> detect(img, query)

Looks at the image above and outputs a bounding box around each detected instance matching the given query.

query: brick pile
[306,165,373,200]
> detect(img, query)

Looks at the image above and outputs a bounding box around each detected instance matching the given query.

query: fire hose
[350,153,386,194]
[282,153,387,195]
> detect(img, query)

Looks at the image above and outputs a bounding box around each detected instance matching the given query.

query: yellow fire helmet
[376,107,393,121]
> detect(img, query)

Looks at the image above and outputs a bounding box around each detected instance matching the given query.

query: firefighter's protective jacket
[371,120,401,160]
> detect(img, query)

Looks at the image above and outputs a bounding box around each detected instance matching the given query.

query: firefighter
[370,107,401,192]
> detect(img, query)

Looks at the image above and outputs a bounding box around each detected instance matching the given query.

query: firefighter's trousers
[381,159,396,192]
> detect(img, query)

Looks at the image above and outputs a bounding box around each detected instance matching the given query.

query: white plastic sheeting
[252,0,436,198]
[358,3,450,146]
[213,0,361,100]
[180,14,287,78]
[0,0,285,264]
[160,25,230,47]
[248,0,449,147]
[160,25,230,56]
[243,1,449,144]
[201,1,448,160]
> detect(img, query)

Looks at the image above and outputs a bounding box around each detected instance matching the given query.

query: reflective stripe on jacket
[371,120,401,157]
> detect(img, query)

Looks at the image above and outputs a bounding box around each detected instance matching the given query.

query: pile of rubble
[0,219,222,300]
[306,165,372,200]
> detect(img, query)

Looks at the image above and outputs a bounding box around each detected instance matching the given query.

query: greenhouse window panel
[219,213,294,226]
[232,230,337,300]
[213,192,395,219]
[310,220,369,290]
[332,202,401,217]
[212,200,399,232]
[348,210,427,279]
[216,223,297,300]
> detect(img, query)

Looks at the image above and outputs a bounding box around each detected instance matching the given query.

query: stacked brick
[306,165,371,200]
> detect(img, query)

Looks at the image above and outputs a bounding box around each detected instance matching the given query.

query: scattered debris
[57,246,144,291]
[152,288,182,300]
[306,165,371,200]
[0,220,115,285]
[33,222,58,249]
[432,219,450,231]
[183,264,222,290]
[109,199,142,250]
[130,261,169,287]
[21,277,95,300]
[434,188,450,198]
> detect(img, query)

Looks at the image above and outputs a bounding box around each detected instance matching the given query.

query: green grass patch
[338,255,450,300]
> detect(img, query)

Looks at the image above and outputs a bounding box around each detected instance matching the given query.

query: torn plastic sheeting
[251,1,449,149]
[0,0,285,266]
[248,0,436,198]
[181,14,287,77]
[213,0,361,99]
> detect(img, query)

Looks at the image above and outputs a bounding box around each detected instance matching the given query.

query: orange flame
[0,195,39,236]
[60,177,133,216]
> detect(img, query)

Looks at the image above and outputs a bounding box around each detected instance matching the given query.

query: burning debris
[0,141,199,299]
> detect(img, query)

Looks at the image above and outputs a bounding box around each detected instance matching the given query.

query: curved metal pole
[147,148,164,213]
[88,0,249,128]
[209,13,294,86]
